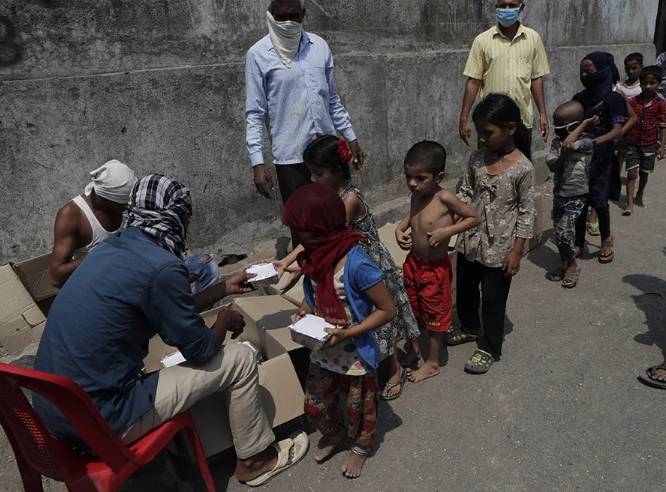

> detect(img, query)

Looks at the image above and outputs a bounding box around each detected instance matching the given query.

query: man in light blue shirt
[245,0,364,234]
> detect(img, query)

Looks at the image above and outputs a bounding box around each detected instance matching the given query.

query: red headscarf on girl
[282,183,366,324]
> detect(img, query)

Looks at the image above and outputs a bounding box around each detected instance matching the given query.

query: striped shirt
[245,32,356,166]
[463,24,550,129]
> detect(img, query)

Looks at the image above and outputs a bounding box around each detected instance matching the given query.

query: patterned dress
[340,183,420,359]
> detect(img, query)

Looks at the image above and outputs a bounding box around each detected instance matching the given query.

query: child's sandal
[561,268,580,289]
[464,349,495,374]
[446,327,478,346]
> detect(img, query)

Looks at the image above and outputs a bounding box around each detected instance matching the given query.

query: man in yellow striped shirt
[459,0,550,148]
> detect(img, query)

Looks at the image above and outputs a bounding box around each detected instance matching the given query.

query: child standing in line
[545,101,598,288]
[616,53,644,99]
[573,52,633,264]
[454,94,536,374]
[283,183,396,479]
[394,141,480,383]
[276,135,421,401]
[624,66,666,215]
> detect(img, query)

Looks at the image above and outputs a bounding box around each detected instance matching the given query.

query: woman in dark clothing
[573,52,629,263]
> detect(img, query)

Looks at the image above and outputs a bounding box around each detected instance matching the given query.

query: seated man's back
[35,227,218,446]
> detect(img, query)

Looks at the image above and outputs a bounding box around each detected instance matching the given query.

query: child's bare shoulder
[436,188,460,206]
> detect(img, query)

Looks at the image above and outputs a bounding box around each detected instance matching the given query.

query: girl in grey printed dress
[276,135,420,400]
[455,94,536,375]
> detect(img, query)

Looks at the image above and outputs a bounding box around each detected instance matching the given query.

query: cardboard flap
[0,265,47,356]
[233,296,303,352]
[22,305,46,327]
[12,254,59,302]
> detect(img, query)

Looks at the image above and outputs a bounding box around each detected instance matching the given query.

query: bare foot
[407,362,440,383]
[342,448,367,479]
[314,436,341,463]
[653,368,666,382]
[235,445,278,482]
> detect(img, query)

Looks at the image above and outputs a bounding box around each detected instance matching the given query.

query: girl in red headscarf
[282,183,396,479]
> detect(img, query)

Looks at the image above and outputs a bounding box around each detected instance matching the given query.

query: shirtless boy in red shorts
[395,141,480,383]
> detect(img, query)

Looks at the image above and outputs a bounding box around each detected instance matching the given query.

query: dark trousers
[574,203,611,247]
[275,163,311,247]
[456,256,512,358]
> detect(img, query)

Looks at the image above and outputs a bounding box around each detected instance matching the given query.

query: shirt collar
[266,31,313,53]
[492,23,527,41]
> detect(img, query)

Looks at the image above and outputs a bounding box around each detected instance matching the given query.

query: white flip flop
[243,431,309,487]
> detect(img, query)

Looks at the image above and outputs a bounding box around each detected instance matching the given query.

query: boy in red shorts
[624,65,666,215]
[395,141,480,383]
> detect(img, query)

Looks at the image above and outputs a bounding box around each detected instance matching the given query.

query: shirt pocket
[304,64,329,99]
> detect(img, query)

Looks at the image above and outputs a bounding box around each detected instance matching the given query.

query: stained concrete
[0,0,660,262]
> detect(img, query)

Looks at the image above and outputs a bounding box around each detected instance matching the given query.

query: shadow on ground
[623,273,666,359]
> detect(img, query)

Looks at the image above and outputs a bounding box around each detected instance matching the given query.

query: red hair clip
[337,139,353,164]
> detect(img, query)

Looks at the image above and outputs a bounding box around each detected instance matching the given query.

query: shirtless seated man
[49,160,136,288]
[395,141,480,383]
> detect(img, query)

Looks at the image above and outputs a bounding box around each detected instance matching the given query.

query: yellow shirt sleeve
[463,36,486,80]
[530,33,550,79]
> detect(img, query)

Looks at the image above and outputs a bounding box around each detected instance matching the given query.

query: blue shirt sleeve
[324,42,357,142]
[245,49,268,167]
[350,251,384,292]
[145,262,219,366]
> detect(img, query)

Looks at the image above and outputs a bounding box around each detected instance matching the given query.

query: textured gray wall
[0,0,659,262]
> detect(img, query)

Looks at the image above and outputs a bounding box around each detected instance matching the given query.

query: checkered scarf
[127,175,192,258]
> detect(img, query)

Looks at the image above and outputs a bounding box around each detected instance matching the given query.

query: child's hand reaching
[583,115,600,129]
[427,228,449,248]
[324,326,349,348]
[395,229,412,251]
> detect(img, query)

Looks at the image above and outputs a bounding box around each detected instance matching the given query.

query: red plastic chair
[0,363,216,491]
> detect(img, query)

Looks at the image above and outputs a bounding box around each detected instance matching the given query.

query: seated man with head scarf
[49,159,136,288]
[33,175,308,486]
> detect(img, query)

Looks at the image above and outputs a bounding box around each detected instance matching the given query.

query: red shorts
[403,253,453,333]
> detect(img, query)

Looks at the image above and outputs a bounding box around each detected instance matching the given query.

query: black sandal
[446,327,479,346]
[638,364,666,389]
[546,269,564,282]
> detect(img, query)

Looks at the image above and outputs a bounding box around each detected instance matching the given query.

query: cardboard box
[0,264,47,358]
[525,189,554,253]
[12,254,59,315]
[143,303,305,457]
[378,222,408,267]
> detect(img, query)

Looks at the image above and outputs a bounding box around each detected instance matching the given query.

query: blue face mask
[496,7,521,27]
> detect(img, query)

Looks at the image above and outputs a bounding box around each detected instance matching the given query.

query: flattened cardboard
[0,265,47,357]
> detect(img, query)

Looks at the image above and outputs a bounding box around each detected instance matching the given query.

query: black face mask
[580,67,611,89]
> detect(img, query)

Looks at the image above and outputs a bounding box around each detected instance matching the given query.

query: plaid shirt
[628,96,666,147]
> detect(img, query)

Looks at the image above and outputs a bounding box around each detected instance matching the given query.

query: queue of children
[271,85,550,478]
[270,49,664,480]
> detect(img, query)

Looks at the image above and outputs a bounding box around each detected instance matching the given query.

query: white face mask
[266,10,303,67]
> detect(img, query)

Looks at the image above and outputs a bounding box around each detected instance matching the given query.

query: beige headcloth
[84,160,136,204]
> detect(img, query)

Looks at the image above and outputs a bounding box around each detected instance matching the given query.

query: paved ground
[2,170,665,491]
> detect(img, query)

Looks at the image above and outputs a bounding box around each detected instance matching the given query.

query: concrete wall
[0,0,659,263]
